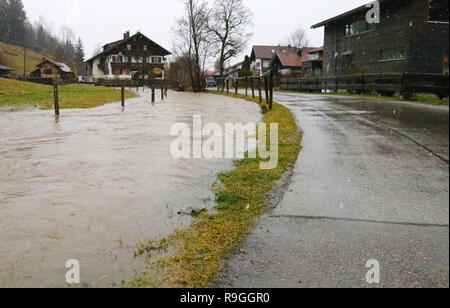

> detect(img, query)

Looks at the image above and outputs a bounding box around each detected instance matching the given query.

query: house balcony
[110,62,163,70]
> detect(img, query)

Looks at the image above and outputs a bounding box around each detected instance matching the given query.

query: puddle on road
[0,91,261,287]
[333,99,449,132]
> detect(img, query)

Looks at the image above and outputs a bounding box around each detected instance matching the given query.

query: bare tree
[173,0,212,92]
[285,26,310,48]
[208,0,252,76]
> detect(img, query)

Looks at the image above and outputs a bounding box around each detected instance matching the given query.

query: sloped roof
[275,50,302,68]
[307,46,324,54]
[85,32,171,63]
[0,64,12,70]
[311,0,389,28]
[252,45,298,60]
[103,39,123,50]
[37,59,73,73]
[274,47,322,68]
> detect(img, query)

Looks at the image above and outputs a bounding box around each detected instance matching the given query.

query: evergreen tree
[6,0,27,42]
[74,37,85,75]
[36,25,47,49]
[0,0,10,40]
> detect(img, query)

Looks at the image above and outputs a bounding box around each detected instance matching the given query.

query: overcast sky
[22,0,369,65]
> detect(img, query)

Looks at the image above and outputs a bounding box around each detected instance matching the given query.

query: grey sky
[22,0,369,65]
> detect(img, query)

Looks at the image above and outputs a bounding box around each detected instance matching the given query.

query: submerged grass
[0,78,136,109]
[128,91,302,288]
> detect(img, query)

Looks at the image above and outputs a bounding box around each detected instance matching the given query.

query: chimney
[124,31,130,39]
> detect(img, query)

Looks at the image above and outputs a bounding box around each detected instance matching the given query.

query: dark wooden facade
[312,0,449,76]
[0,64,12,77]
[31,59,75,81]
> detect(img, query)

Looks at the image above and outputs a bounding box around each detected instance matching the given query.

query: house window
[112,68,122,75]
[380,48,407,61]
[45,69,52,75]
[127,44,132,51]
[428,0,449,23]
[143,45,148,51]
[344,14,376,37]
[151,56,161,64]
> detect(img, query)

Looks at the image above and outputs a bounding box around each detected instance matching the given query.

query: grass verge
[0,78,136,109]
[127,91,302,288]
[275,88,449,105]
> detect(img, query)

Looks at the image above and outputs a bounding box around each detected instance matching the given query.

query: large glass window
[380,48,407,61]
[429,0,449,23]
[344,14,376,37]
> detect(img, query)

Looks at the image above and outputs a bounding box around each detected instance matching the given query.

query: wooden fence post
[264,75,269,104]
[227,79,229,93]
[258,77,262,103]
[152,85,155,102]
[245,77,248,97]
[269,71,274,110]
[121,86,125,107]
[235,78,238,95]
[53,83,59,116]
[161,83,164,100]
[251,77,255,98]
[362,73,365,93]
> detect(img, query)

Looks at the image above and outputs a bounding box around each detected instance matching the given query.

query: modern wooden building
[30,58,75,81]
[311,0,449,76]
[85,31,171,81]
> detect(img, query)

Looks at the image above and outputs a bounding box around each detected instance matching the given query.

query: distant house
[30,58,75,81]
[311,0,449,76]
[0,64,12,77]
[250,46,297,75]
[224,62,243,78]
[271,47,324,76]
[85,31,171,81]
[301,47,324,76]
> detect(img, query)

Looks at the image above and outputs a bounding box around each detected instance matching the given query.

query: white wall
[92,58,105,78]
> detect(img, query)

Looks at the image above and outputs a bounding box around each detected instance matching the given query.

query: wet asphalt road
[217,93,449,288]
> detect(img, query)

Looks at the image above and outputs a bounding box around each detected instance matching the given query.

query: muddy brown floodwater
[0,90,261,287]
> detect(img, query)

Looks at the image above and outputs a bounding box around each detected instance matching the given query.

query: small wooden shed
[0,64,12,77]
[33,58,75,81]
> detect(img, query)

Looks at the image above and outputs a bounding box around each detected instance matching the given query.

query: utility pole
[23,47,27,78]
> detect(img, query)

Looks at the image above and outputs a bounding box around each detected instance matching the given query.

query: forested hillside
[0,0,85,74]
[0,41,49,75]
